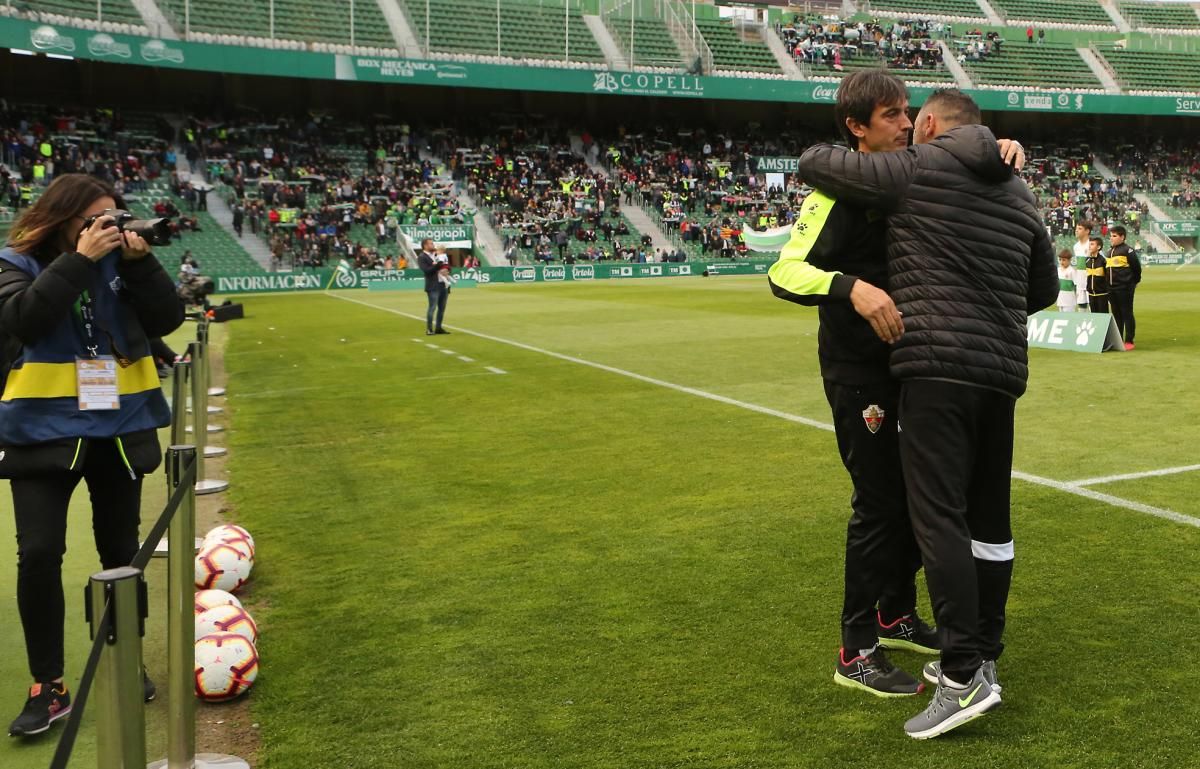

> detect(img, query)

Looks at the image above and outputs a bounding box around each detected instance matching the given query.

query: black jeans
[899,380,1015,684]
[425,285,448,332]
[1088,293,1108,314]
[10,439,143,682]
[1109,289,1135,343]
[824,379,922,650]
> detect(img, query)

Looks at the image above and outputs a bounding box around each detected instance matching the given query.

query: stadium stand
[10,0,146,29]
[1118,1,1200,31]
[155,0,397,51]
[864,0,988,21]
[397,0,605,65]
[695,18,782,74]
[987,0,1116,28]
[962,39,1103,90]
[781,16,958,83]
[1094,44,1200,93]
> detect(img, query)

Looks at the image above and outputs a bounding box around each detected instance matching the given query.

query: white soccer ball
[194,589,243,616]
[195,543,253,593]
[202,524,255,559]
[195,604,259,646]
[194,632,259,702]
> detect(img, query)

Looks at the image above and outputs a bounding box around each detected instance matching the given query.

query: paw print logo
[793,222,808,235]
[1075,321,1095,346]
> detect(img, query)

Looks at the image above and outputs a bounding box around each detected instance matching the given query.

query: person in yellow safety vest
[19,185,32,207]
[32,163,45,185]
[505,159,514,172]
[582,179,594,196]
[768,214,778,228]
[0,174,184,737]
[39,142,52,159]
[757,213,768,229]
[561,178,574,194]
[184,128,194,143]
[718,167,728,180]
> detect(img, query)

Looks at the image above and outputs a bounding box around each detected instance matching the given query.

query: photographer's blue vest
[0,248,170,446]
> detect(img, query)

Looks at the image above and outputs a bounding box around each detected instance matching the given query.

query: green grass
[3,270,1200,767]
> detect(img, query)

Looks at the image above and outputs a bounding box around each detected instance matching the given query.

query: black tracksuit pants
[1109,289,1135,344]
[898,379,1015,684]
[10,439,143,682]
[824,379,922,651]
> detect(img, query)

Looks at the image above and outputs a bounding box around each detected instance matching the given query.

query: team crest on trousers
[862,405,885,434]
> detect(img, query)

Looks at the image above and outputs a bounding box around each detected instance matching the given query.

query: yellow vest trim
[2,358,161,401]
[1107,255,1129,268]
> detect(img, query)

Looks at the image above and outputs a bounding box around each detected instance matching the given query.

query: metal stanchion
[184,332,227,458]
[185,340,223,437]
[198,317,226,398]
[86,566,147,769]
[149,446,248,769]
[186,341,229,495]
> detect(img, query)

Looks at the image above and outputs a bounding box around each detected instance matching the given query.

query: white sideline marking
[327,293,1200,528]
[440,349,456,355]
[458,356,475,363]
[486,366,508,375]
[1011,472,1200,528]
[411,338,425,343]
[426,344,440,350]
[1067,464,1200,487]
[417,372,497,381]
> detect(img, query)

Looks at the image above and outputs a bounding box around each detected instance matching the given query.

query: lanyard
[72,289,100,359]
[72,289,133,366]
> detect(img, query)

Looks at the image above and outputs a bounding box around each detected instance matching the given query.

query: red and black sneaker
[833,647,924,698]
[877,611,940,655]
[8,681,72,737]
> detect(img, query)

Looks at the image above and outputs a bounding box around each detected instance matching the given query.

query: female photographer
[0,174,184,737]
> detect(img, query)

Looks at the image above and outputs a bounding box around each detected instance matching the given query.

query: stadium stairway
[585,14,630,70]
[1098,0,1133,32]
[1077,47,1122,92]
[938,40,974,87]
[460,190,507,266]
[576,142,674,256]
[174,148,273,271]
[761,26,803,78]
[131,0,176,38]
[374,0,423,56]
[976,0,1006,25]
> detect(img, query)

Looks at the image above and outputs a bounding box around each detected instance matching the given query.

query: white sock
[858,645,878,658]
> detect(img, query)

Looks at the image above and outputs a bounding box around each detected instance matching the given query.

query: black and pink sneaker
[8,681,72,737]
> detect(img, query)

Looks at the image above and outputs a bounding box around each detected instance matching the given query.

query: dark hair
[1110,225,1127,237]
[923,88,982,128]
[420,238,434,250]
[835,70,908,147]
[1089,237,1103,247]
[6,174,124,262]
[1076,220,1092,232]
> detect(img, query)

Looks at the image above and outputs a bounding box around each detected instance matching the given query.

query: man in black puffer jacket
[799,89,1058,740]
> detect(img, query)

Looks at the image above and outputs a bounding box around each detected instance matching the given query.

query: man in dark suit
[417,238,449,335]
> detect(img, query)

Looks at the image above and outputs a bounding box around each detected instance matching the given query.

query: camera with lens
[82,208,173,247]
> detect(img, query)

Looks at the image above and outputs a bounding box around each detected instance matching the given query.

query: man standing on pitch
[800,89,1058,738]
[769,70,939,699]
[417,238,450,336]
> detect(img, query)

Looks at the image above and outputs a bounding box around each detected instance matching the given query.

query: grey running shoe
[904,666,1002,740]
[833,647,925,698]
[877,611,939,655]
[922,659,1002,694]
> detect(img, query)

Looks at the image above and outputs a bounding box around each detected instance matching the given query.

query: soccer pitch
[3,271,1199,768]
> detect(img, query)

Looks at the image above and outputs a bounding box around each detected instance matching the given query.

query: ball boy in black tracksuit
[1084,236,1108,313]
[1106,225,1142,349]
[768,71,939,699]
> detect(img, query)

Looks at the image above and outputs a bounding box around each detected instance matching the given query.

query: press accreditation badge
[76,357,121,411]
